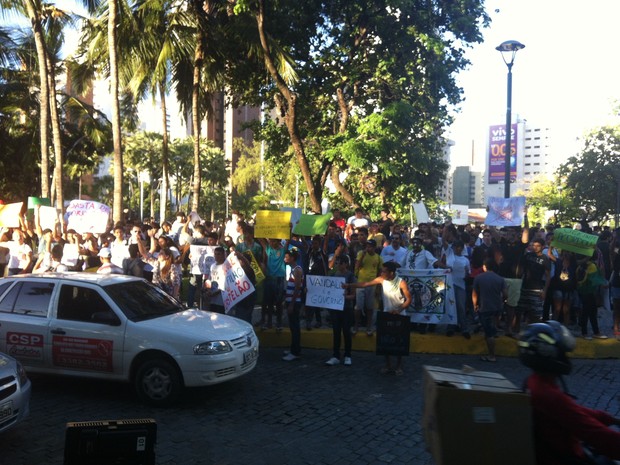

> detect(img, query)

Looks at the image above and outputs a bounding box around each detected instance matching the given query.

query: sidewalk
[254,305,620,359]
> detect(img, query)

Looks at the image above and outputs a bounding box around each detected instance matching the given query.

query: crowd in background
[1,205,619,351]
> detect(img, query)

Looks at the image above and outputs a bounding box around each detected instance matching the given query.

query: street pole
[496,40,525,199]
[504,64,513,198]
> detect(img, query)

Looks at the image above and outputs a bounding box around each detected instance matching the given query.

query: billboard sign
[488,123,517,184]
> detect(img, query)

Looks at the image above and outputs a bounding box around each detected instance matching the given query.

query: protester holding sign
[325,255,356,366]
[282,249,304,361]
[344,262,412,375]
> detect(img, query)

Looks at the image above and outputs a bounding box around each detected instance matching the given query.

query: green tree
[558,125,620,224]
[229,0,488,213]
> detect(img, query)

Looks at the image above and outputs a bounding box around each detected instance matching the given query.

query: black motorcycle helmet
[518,321,576,375]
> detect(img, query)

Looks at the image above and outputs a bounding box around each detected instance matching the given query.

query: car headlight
[16,361,29,386]
[193,341,232,355]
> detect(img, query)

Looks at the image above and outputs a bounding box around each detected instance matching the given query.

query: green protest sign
[292,213,332,236]
[550,228,598,256]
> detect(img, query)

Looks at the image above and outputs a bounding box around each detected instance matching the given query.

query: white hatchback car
[0,273,259,406]
[0,351,31,433]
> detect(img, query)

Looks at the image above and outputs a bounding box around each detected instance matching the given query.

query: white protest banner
[485,196,526,227]
[190,245,216,275]
[448,204,469,225]
[38,206,60,231]
[397,268,457,324]
[413,203,430,224]
[305,274,346,311]
[65,200,111,233]
[222,252,255,313]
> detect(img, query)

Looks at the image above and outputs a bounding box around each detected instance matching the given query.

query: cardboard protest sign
[397,269,457,325]
[38,206,60,231]
[65,200,111,233]
[292,213,332,237]
[448,204,469,225]
[413,203,430,224]
[0,202,23,228]
[27,197,51,209]
[222,252,256,313]
[485,196,526,227]
[305,275,346,311]
[280,207,302,226]
[190,245,216,275]
[551,228,598,257]
[254,210,292,239]
[376,312,411,356]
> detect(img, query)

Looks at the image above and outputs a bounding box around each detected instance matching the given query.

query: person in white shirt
[379,233,407,267]
[446,240,471,338]
[7,229,32,275]
[96,248,123,274]
[404,237,437,270]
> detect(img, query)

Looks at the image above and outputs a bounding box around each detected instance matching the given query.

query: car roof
[0,272,142,287]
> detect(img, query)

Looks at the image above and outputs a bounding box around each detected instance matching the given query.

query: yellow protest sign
[254,210,292,239]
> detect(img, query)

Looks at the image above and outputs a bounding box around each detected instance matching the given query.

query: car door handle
[50,328,66,335]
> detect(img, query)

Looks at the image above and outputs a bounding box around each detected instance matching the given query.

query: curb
[256,328,620,359]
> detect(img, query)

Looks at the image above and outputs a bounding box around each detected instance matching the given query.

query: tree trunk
[191,39,203,212]
[24,0,50,199]
[108,0,124,223]
[331,166,357,207]
[256,0,321,213]
[45,52,64,215]
[159,83,170,222]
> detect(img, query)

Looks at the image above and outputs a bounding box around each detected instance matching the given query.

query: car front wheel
[134,358,182,406]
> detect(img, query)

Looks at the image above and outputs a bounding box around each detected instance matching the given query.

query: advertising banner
[488,123,518,184]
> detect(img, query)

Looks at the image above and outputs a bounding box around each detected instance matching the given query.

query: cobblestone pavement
[2,349,620,465]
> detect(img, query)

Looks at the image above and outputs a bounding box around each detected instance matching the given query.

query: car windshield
[104,280,184,322]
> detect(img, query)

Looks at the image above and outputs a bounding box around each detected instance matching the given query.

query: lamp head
[497,40,525,67]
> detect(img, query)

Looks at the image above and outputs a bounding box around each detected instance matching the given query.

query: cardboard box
[422,365,535,465]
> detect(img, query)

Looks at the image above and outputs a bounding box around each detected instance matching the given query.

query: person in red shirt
[518,321,620,465]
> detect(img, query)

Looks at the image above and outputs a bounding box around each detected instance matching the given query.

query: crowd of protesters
[1,204,619,368]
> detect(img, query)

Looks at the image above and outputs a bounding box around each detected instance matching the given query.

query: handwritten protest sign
[190,245,216,275]
[222,253,255,313]
[293,213,332,236]
[254,210,292,239]
[305,275,346,311]
[485,196,526,227]
[0,202,23,228]
[551,228,598,256]
[397,269,457,324]
[65,200,111,233]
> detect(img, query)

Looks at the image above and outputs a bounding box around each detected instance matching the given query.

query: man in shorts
[473,258,507,362]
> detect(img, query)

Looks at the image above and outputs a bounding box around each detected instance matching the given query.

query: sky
[448,0,620,170]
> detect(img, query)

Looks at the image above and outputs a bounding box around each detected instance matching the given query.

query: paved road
[3,349,620,465]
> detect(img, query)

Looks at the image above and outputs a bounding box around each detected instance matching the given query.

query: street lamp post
[496,40,525,198]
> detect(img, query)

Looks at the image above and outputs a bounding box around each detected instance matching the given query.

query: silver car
[0,352,31,433]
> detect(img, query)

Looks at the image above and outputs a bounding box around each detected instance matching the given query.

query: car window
[0,281,12,298]
[57,285,120,325]
[104,280,183,322]
[0,281,54,317]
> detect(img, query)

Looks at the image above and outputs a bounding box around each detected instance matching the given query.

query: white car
[0,351,31,433]
[0,273,259,406]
